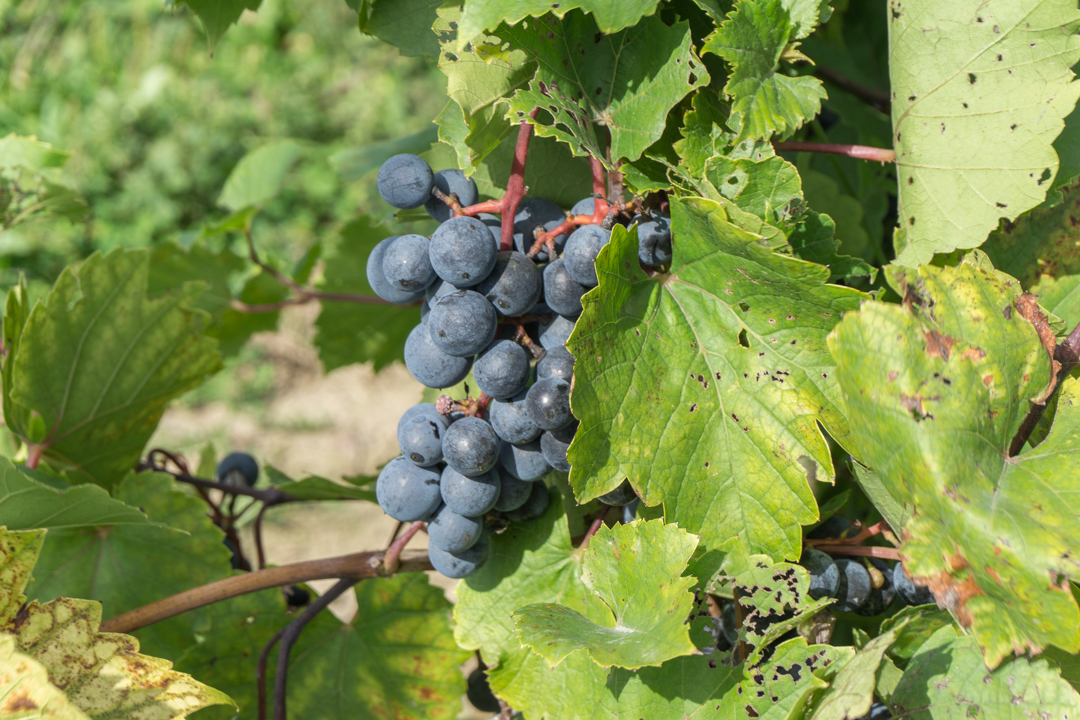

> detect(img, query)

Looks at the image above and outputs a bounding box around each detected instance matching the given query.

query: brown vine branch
[814,65,891,114]
[384,521,425,574]
[811,544,901,560]
[257,626,287,720]
[99,549,434,634]
[1010,317,1080,455]
[274,578,359,720]
[773,141,895,163]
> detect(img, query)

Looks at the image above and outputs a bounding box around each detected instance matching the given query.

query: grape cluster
[370,154,667,579]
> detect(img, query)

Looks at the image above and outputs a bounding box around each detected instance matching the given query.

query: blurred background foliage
[0,0,446,290]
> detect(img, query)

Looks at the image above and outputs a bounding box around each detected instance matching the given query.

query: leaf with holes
[503,12,709,163]
[889,0,1080,266]
[828,254,1080,667]
[703,0,828,142]
[743,639,852,720]
[891,625,1080,717]
[284,573,469,720]
[26,473,232,662]
[355,0,444,59]
[314,217,421,373]
[6,249,220,487]
[455,0,664,49]
[514,519,699,670]
[454,486,611,720]
[0,527,231,720]
[567,197,865,561]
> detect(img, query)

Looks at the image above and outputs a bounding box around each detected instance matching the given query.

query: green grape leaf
[0,134,69,171]
[0,527,231,720]
[468,132,594,208]
[179,0,261,54]
[809,624,903,720]
[504,13,709,163]
[313,217,420,373]
[828,255,1080,667]
[984,181,1080,329]
[285,574,469,720]
[213,269,288,357]
[264,466,376,501]
[603,656,741,718]
[456,0,664,48]
[514,519,699,670]
[675,92,734,178]
[744,639,852,720]
[27,473,232,661]
[2,277,32,449]
[851,463,907,536]
[567,197,865,561]
[174,588,292,720]
[1046,645,1080,693]
[877,605,954,665]
[703,0,828,142]
[703,154,802,223]
[454,487,611,720]
[0,458,154,531]
[0,634,90,720]
[435,100,513,177]
[890,0,1080,267]
[355,0,444,59]
[0,528,43,626]
[891,626,1080,718]
[7,249,221,487]
[219,141,303,212]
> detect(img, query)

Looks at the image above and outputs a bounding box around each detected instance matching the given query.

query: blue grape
[375,456,442,522]
[635,213,672,266]
[377,154,434,209]
[397,403,449,467]
[526,377,572,430]
[441,465,501,516]
[427,290,498,357]
[571,197,596,216]
[498,440,550,481]
[858,703,892,720]
[478,213,502,246]
[381,234,436,292]
[420,298,430,321]
[539,422,576,472]
[494,472,533,512]
[542,259,587,317]
[536,345,574,382]
[428,533,489,578]
[539,314,576,350]
[506,481,549,522]
[893,563,935,606]
[428,504,484,553]
[490,390,541,444]
[834,559,872,612]
[467,669,501,714]
[515,218,569,262]
[429,216,499,287]
[425,169,479,222]
[442,416,500,476]
[404,323,473,389]
[217,452,259,486]
[514,197,565,256]
[562,225,610,287]
[800,548,840,600]
[475,251,542,317]
[854,558,896,617]
[367,237,426,305]
[425,277,461,303]
[474,340,530,400]
[599,479,637,506]
[621,499,640,524]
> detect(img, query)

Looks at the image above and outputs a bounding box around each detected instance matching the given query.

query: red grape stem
[772,141,896,163]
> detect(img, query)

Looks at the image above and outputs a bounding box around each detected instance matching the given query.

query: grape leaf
[743,639,852,720]
[6,249,221,488]
[504,12,709,163]
[0,634,90,720]
[809,624,903,720]
[436,100,513,177]
[567,197,865,561]
[0,133,69,171]
[264,466,376,501]
[0,458,154,531]
[219,141,303,212]
[355,0,444,59]
[984,181,1080,329]
[877,605,954,665]
[828,255,1080,667]
[285,574,469,720]
[174,588,293,720]
[889,0,1080,267]
[27,472,232,662]
[468,132,595,209]
[0,527,231,720]
[891,625,1080,718]
[514,519,699,669]
[675,92,735,178]
[703,0,828,142]
[704,154,802,223]
[603,657,740,718]
[455,0,664,49]
[454,486,611,720]
[313,217,420,373]
[179,0,261,54]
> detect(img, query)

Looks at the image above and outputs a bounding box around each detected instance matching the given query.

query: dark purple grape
[397,403,449,467]
[539,314,576,350]
[426,169,479,222]
[429,216,498,287]
[490,390,541,444]
[367,236,426,305]
[427,290,498,357]
[403,323,472,389]
[894,563,935,606]
[526,377,573,430]
[599,479,637,506]
[375,456,442,522]
[536,345,574,382]
[800,548,840,600]
[428,533,489,578]
[499,440,550,481]
[539,422,577,472]
[474,340,531,400]
[441,465,501,516]
[377,154,434,209]
[506,482,550,522]
[442,417,500,477]
[494,472,533,512]
[543,259,587,317]
[381,234,436,292]
[475,251,542,317]
[428,504,484,553]
[563,225,610,287]
[217,452,259,486]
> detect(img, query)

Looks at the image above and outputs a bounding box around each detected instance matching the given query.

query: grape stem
[98,548,434,634]
[498,108,540,251]
[773,141,896,163]
[1009,316,1080,455]
[25,444,44,470]
[273,578,359,720]
[384,520,425,574]
[810,544,901,560]
[576,506,610,552]
[256,626,286,720]
[503,318,546,359]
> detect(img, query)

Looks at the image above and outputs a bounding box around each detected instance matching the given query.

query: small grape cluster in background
[368,153,670,578]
